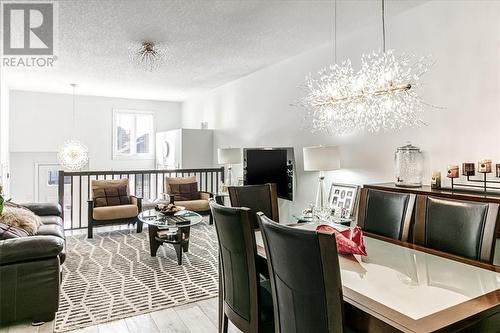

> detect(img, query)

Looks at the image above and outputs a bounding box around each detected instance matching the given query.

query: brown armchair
[87,179,142,238]
[164,176,213,224]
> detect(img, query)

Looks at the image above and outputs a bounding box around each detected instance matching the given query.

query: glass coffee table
[138,209,203,265]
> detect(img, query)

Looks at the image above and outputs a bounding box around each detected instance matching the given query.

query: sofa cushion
[175,199,209,212]
[93,204,138,221]
[40,215,63,226]
[37,224,65,240]
[170,182,201,201]
[93,185,130,207]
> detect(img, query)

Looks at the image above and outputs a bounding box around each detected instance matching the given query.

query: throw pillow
[93,185,131,207]
[169,182,201,201]
[0,222,29,239]
[0,206,41,236]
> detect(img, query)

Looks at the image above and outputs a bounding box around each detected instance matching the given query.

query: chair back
[91,178,130,197]
[414,196,499,263]
[257,213,344,333]
[228,184,279,228]
[357,188,415,241]
[209,200,259,326]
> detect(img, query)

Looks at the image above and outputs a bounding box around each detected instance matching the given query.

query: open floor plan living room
[1,1,500,332]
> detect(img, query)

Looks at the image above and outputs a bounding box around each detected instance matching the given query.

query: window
[113,110,154,159]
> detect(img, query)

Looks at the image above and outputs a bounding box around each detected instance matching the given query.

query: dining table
[255,222,500,332]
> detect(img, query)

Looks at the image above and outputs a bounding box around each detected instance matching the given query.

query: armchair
[164,176,213,224]
[87,179,142,238]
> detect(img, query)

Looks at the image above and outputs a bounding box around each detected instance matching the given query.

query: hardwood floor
[0,297,243,333]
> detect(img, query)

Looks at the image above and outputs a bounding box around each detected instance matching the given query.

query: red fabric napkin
[316,225,367,256]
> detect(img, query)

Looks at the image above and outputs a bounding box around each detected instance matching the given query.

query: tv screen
[243,148,294,201]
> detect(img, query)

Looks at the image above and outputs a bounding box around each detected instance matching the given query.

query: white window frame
[112,109,155,160]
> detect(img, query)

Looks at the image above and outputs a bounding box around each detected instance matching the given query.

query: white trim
[112,109,155,160]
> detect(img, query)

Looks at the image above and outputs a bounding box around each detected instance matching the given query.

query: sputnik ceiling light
[128,41,167,72]
[301,0,432,135]
[57,84,89,171]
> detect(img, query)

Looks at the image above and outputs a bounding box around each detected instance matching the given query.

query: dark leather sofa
[0,203,65,324]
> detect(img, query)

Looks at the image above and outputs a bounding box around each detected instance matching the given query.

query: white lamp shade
[217,148,242,165]
[303,145,340,171]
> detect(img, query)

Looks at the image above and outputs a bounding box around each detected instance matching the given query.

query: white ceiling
[2,0,423,101]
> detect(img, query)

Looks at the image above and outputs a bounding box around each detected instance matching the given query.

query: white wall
[0,75,10,196]
[10,90,182,201]
[182,1,500,218]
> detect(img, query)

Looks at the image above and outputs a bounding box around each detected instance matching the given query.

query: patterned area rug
[55,221,218,332]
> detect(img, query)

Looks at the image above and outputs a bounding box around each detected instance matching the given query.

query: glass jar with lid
[394,143,423,187]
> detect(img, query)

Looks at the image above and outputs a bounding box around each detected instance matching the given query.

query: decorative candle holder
[447,165,459,178]
[447,159,500,193]
[478,159,492,173]
[431,171,441,189]
[462,163,475,176]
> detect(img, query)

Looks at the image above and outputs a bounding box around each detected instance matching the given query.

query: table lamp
[217,148,242,186]
[303,145,341,208]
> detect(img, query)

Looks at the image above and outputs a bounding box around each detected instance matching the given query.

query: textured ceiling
[2,0,422,101]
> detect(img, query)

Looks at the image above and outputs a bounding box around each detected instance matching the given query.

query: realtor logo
[3,3,54,55]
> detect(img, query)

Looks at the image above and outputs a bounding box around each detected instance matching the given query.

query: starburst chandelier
[57,84,89,171]
[128,41,167,72]
[301,0,431,135]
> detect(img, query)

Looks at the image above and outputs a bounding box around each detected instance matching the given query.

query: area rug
[54,221,219,332]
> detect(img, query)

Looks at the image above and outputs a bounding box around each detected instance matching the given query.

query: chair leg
[87,222,93,238]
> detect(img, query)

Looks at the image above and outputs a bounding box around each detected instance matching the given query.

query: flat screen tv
[243,147,294,201]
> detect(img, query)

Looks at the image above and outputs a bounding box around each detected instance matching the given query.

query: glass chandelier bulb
[58,139,89,171]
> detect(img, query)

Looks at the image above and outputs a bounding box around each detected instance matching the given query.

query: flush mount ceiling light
[58,84,89,171]
[301,0,432,135]
[128,41,167,72]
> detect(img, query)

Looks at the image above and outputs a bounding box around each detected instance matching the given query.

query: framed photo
[327,183,360,218]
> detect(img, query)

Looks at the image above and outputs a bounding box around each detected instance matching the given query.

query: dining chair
[228,184,279,228]
[209,200,274,333]
[414,195,499,263]
[357,188,416,241]
[257,212,346,333]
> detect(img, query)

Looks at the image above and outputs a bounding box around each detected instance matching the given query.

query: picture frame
[327,183,360,218]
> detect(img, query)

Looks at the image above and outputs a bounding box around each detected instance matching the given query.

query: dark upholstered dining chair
[257,212,346,333]
[357,188,416,242]
[209,201,274,333]
[414,195,499,263]
[228,184,279,228]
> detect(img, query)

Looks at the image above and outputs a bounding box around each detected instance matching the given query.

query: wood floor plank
[67,325,99,333]
[37,321,54,333]
[150,308,189,333]
[125,314,159,333]
[6,322,38,333]
[97,319,129,333]
[175,305,216,333]
[196,298,218,326]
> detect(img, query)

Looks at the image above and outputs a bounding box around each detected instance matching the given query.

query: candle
[447,165,459,178]
[431,171,441,189]
[462,163,475,176]
[496,164,500,178]
[478,159,492,173]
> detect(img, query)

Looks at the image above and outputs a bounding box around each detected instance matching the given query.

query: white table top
[255,222,500,321]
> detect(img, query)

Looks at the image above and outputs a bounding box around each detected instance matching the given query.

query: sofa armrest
[200,191,213,200]
[0,236,64,265]
[21,203,62,217]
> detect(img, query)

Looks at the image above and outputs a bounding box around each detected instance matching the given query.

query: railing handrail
[60,167,224,176]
